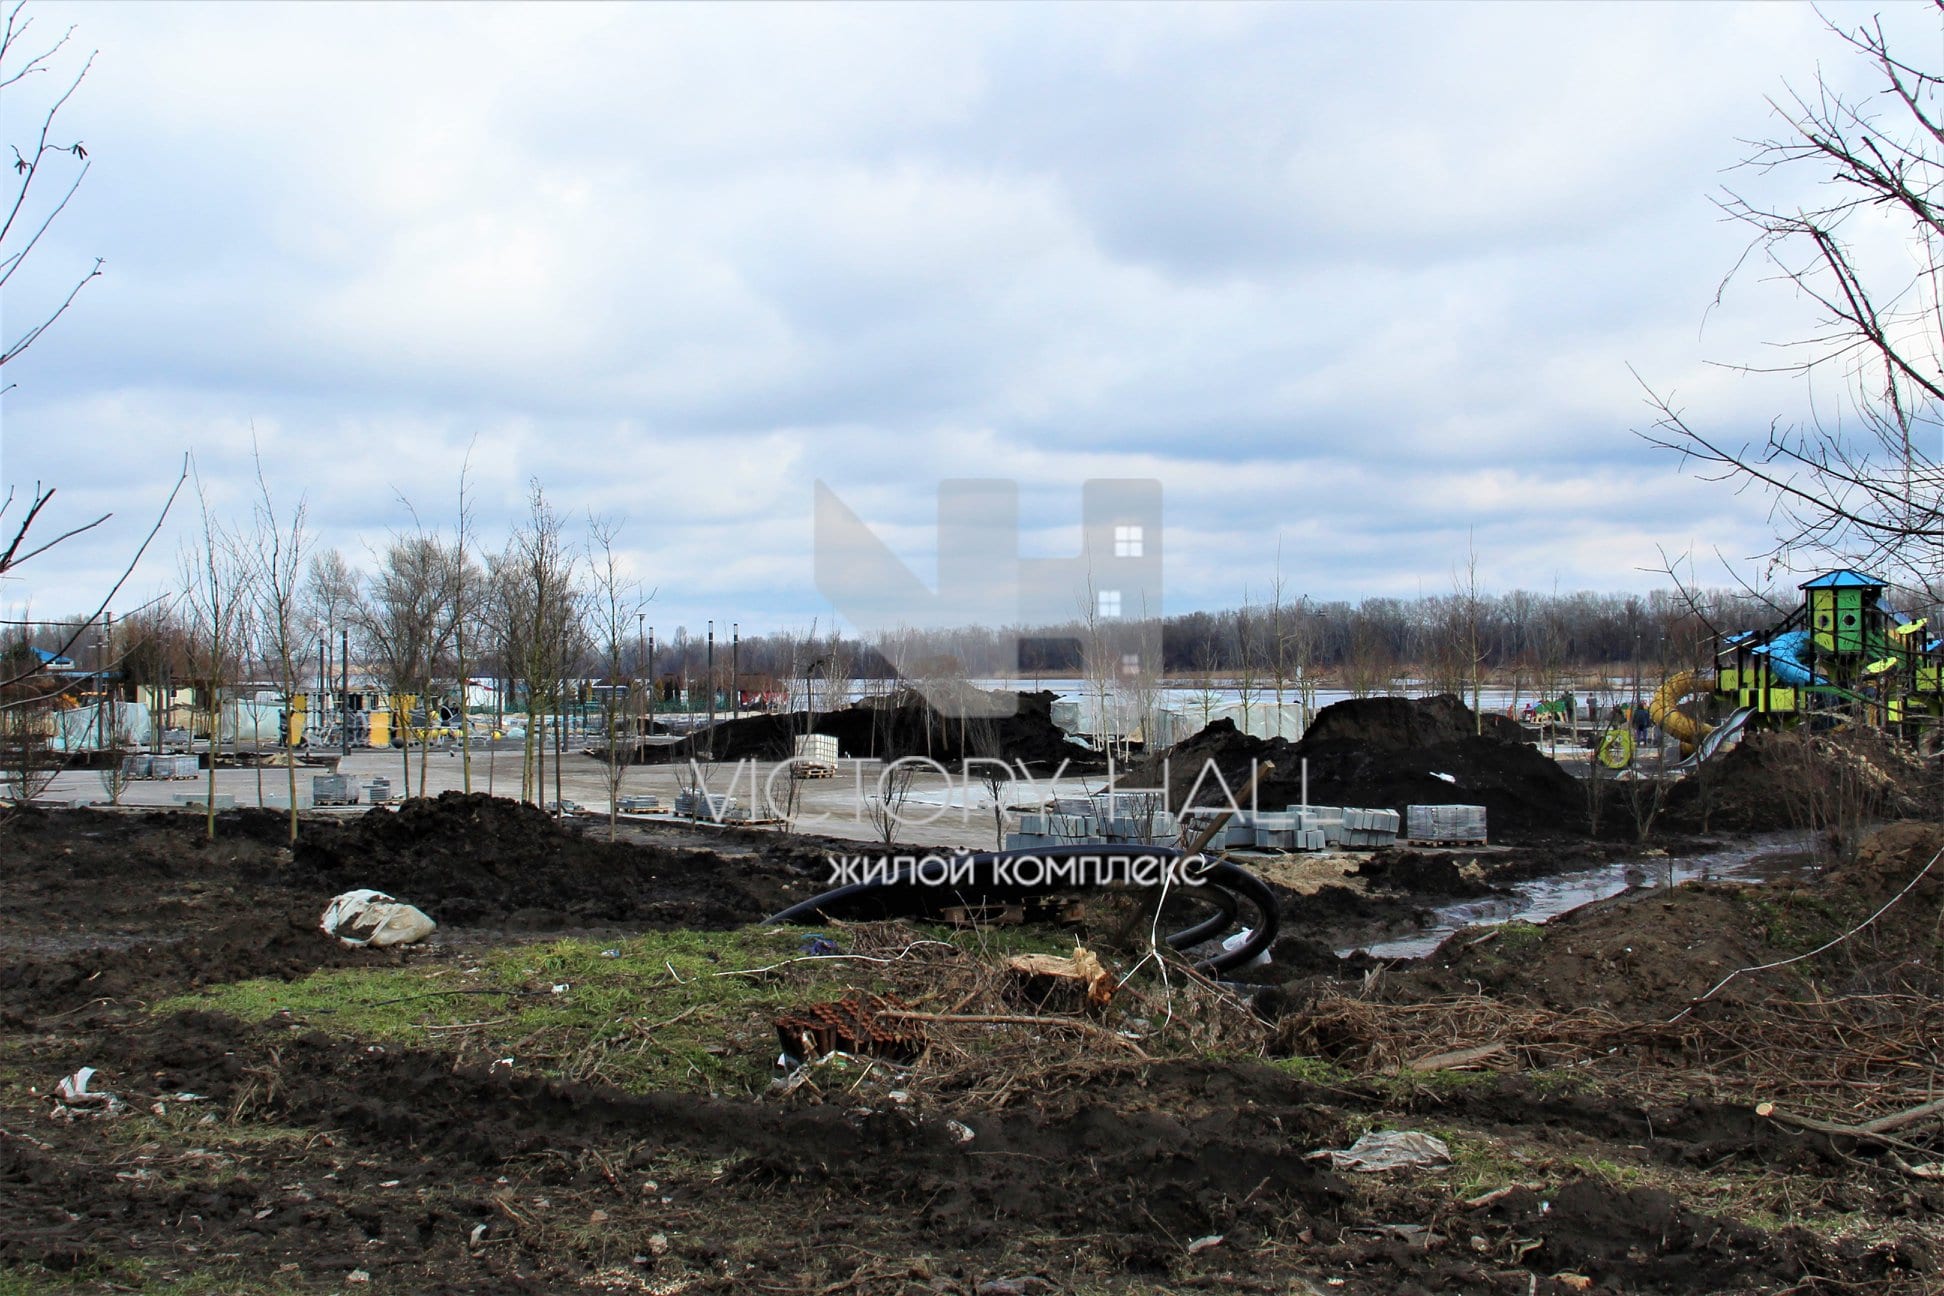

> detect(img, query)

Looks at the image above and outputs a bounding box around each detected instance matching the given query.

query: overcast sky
[1,0,1932,637]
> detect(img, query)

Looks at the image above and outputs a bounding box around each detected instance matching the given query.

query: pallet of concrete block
[1340,806,1402,849]
[311,773,359,806]
[1288,805,1344,844]
[131,753,199,780]
[1405,804,1488,845]
[365,777,395,804]
[1014,811,1094,842]
[1250,812,1298,850]
[675,789,738,822]
[617,794,661,813]
[790,734,839,778]
[1099,811,1179,845]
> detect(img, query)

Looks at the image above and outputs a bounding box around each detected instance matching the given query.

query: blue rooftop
[1799,569,1884,589]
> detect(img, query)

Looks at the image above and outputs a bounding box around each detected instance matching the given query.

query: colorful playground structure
[1622,569,1943,769]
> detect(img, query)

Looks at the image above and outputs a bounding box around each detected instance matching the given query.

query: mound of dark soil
[1829,819,1944,904]
[1136,695,1584,841]
[1664,727,1940,835]
[286,792,816,928]
[1302,692,1525,748]
[1354,848,1496,896]
[1267,734,1584,838]
[705,688,1101,770]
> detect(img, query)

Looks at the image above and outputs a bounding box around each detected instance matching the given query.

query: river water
[1342,831,1819,960]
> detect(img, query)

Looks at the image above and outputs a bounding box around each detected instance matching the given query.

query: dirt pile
[706,688,1101,770]
[1665,727,1941,834]
[1137,695,1583,840]
[1302,692,1526,748]
[286,792,814,928]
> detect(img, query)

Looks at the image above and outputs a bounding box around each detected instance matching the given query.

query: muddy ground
[3,793,1943,1294]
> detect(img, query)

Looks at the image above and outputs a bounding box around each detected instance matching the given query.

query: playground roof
[1798,569,1883,590]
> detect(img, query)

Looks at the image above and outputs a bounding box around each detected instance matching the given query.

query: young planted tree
[355,533,460,797]
[499,484,581,810]
[452,449,479,792]
[586,515,646,840]
[247,451,308,842]
[302,548,360,747]
[179,477,250,841]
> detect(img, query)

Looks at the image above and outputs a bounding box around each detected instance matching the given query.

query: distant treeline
[11,584,1811,691]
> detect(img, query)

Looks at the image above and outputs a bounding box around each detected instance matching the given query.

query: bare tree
[1643,8,1944,593]
[247,447,307,842]
[452,446,479,792]
[355,533,460,796]
[0,8,183,705]
[496,483,581,810]
[867,758,918,847]
[179,475,250,841]
[586,515,647,841]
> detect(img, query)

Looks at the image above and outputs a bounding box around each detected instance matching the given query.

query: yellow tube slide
[1648,670,1714,747]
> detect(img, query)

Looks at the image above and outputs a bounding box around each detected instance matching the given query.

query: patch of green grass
[1562,1151,1659,1189]
[1438,1131,1535,1199]
[159,926,914,1097]
[1267,1054,1359,1086]
[1746,891,1852,952]
[1491,920,1546,953]
[157,924,1101,1099]
[0,1262,314,1295]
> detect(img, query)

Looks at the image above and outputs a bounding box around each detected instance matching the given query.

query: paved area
[30,741,1110,851]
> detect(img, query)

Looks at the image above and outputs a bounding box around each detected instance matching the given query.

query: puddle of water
[1341,832,1818,960]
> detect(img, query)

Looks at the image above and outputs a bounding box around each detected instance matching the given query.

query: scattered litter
[1309,1129,1451,1172]
[944,1119,976,1145]
[799,934,840,956]
[1432,772,1457,784]
[320,889,437,947]
[1186,1233,1224,1253]
[1553,1276,1593,1292]
[468,1223,489,1250]
[1220,928,1272,969]
[347,1271,370,1284]
[551,983,570,995]
[646,1232,670,1257]
[56,1066,102,1103]
[600,948,622,959]
[52,1066,123,1117]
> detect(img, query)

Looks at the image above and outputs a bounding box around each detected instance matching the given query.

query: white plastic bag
[321,889,437,947]
[1309,1129,1451,1173]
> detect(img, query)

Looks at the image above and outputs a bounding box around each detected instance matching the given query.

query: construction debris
[774,992,927,1066]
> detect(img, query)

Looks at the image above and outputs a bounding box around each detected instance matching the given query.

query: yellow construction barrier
[1648,670,1714,754]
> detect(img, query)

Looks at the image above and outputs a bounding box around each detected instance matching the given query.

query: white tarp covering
[48,701,152,752]
[219,698,285,743]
